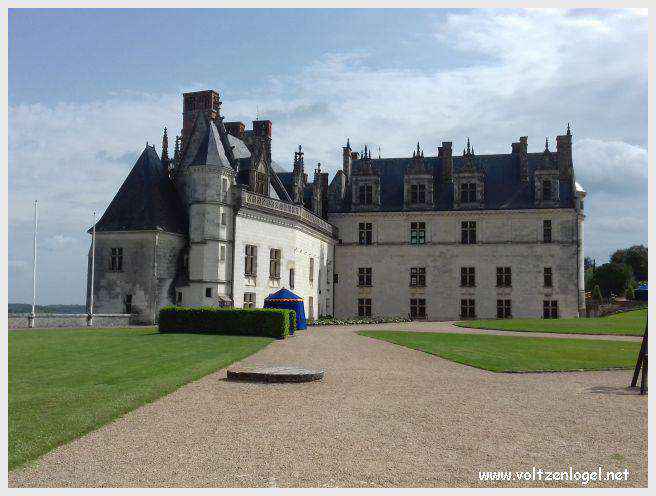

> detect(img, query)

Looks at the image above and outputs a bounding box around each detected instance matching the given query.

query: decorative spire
[466,137,471,155]
[293,144,304,171]
[566,122,571,136]
[316,162,322,174]
[161,127,169,162]
[346,137,351,149]
[544,137,550,152]
[173,135,181,165]
[378,145,381,159]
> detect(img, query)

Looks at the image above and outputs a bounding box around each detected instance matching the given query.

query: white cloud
[8,8,647,303]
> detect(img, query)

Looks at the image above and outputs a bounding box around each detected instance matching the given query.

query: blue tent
[635,284,648,302]
[264,288,307,333]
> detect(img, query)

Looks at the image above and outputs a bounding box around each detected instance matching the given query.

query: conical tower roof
[92,145,186,234]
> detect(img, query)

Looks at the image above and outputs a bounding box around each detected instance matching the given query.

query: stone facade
[329,207,584,320]
[88,88,585,324]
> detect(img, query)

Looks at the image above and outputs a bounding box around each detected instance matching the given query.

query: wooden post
[630,323,647,394]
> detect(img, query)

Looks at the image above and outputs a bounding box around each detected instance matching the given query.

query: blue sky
[8,8,648,304]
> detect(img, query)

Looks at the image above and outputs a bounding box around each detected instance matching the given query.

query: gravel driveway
[9,323,647,488]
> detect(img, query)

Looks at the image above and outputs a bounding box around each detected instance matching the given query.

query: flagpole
[28,200,38,328]
[88,211,96,326]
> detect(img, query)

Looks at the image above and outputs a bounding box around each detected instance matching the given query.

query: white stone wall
[88,231,185,324]
[329,209,582,320]
[232,209,334,320]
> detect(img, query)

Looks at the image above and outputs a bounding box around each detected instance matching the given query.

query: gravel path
[9,324,647,488]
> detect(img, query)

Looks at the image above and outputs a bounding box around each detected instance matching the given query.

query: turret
[342,138,352,177]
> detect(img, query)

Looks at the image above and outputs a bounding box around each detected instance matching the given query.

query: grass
[359,331,640,373]
[9,327,273,471]
[455,309,647,336]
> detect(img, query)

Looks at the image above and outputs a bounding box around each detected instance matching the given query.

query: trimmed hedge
[158,306,291,339]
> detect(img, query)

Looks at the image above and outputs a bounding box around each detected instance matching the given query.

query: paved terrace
[9,322,647,488]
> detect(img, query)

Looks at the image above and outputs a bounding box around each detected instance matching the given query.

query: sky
[8,8,648,304]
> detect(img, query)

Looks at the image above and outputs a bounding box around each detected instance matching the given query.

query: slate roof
[93,145,187,234]
[181,113,233,168]
[328,152,575,213]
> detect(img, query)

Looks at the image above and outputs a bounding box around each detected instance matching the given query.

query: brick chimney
[511,136,529,183]
[342,138,352,177]
[438,141,453,183]
[224,121,245,139]
[556,124,573,181]
[181,90,221,147]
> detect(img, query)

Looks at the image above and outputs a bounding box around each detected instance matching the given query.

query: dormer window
[410,184,426,204]
[542,179,552,201]
[358,184,373,205]
[460,183,477,203]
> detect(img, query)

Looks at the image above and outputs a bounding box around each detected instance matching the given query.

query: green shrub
[289,310,297,334]
[625,285,635,300]
[158,306,291,339]
[312,315,411,326]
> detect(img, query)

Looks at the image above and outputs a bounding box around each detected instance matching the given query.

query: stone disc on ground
[226,364,324,383]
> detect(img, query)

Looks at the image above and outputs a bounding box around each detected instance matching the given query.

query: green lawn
[9,327,273,470]
[455,309,647,336]
[359,331,640,373]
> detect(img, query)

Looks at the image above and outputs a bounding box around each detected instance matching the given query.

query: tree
[584,257,596,271]
[626,285,635,300]
[592,285,603,302]
[610,245,648,282]
[591,262,634,298]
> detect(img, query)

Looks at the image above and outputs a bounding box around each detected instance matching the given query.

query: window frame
[358,222,373,245]
[543,220,552,243]
[410,298,426,320]
[245,245,258,276]
[243,292,256,309]
[460,182,477,203]
[460,298,476,319]
[410,267,426,287]
[496,266,512,287]
[544,267,553,288]
[410,221,426,245]
[460,266,476,287]
[496,299,512,319]
[358,298,372,317]
[358,267,372,287]
[124,294,132,314]
[110,247,124,272]
[461,221,477,244]
[543,299,558,319]
[358,183,373,205]
[269,248,281,279]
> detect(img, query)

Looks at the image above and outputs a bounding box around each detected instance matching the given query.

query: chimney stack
[512,136,529,183]
[556,124,573,181]
[181,90,221,147]
[438,141,453,183]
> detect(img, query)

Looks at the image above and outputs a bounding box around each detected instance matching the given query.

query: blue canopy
[264,288,307,332]
[635,284,648,302]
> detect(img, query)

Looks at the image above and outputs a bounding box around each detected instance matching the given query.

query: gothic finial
[346,137,351,149]
[161,127,169,162]
[466,137,471,154]
[566,122,571,136]
[316,162,322,174]
[173,135,181,164]
[545,137,549,152]
[378,145,381,159]
[416,142,421,156]
[298,144,303,153]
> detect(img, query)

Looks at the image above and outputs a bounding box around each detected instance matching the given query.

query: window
[497,299,512,319]
[358,184,373,205]
[410,222,426,245]
[542,179,552,201]
[358,267,372,287]
[269,249,281,279]
[309,258,314,283]
[460,299,475,319]
[244,292,256,309]
[461,267,475,287]
[543,220,552,243]
[460,182,477,203]
[221,212,227,226]
[219,245,226,261]
[124,294,132,314]
[289,268,295,289]
[245,245,257,276]
[544,267,553,288]
[496,267,512,287]
[410,184,426,203]
[333,273,339,284]
[543,300,558,319]
[206,287,213,298]
[358,222,373,245]
[110,247,123,271]
[461,221,477,244]
[222,178,228,201]
[176,291,182,304]
[358,298,372,317]
[410,267,426,287]
[410,298,426,319]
